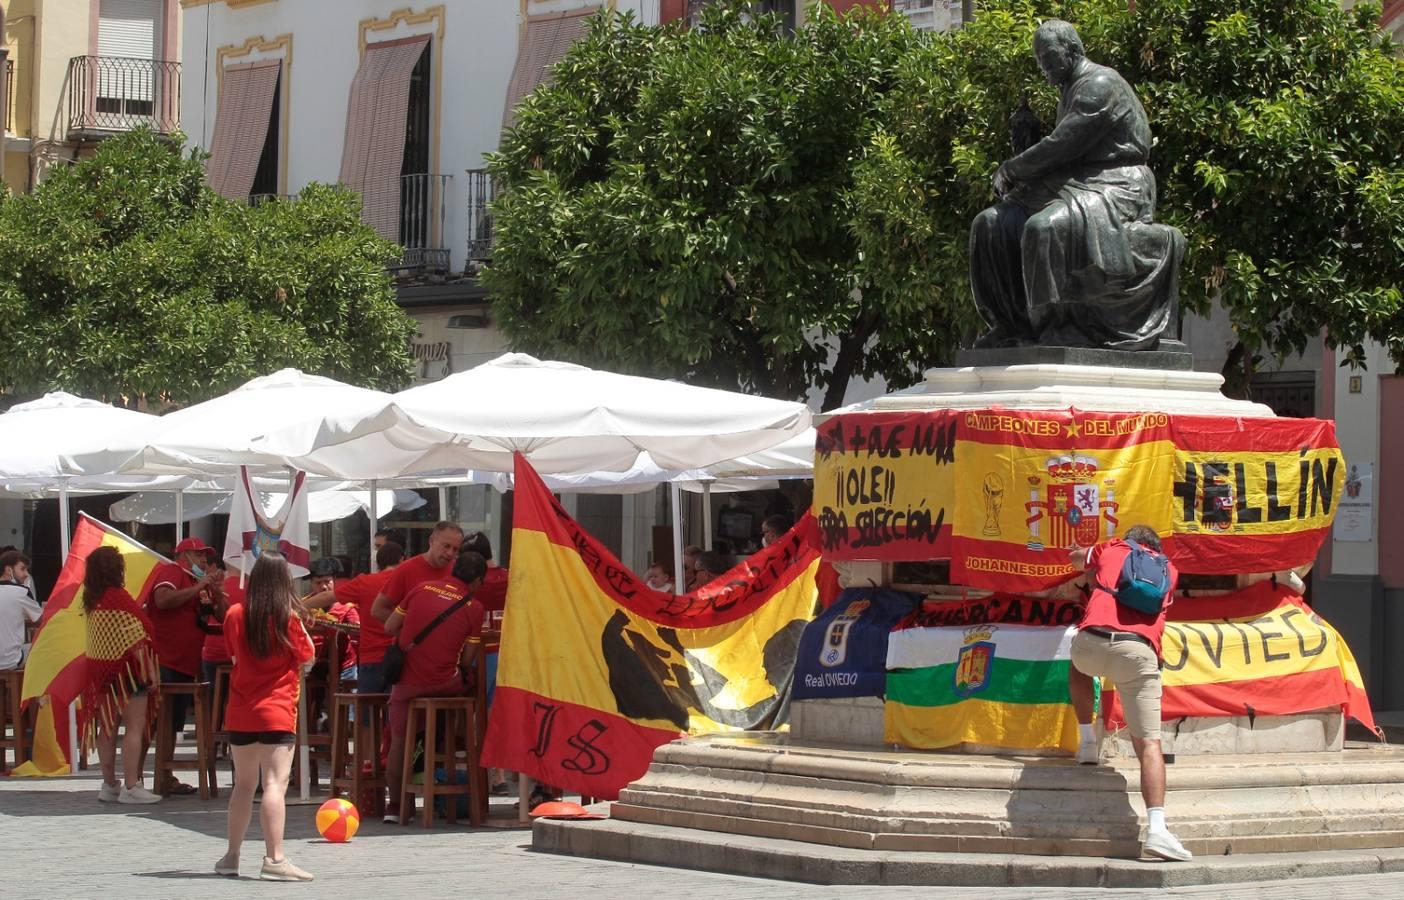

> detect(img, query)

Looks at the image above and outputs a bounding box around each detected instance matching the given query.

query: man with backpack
[1068,524,1192,862]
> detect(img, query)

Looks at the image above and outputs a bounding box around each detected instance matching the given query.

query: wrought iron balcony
[66,55,180,140]
[465,168,497,262]
[396,173,452,274]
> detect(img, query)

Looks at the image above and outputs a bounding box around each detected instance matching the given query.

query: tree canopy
[0,129,418,408]
[486,0,1404,407]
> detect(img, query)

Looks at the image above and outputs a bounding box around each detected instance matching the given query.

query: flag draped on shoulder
[481,453,820,801]
[223,466,311,577]
[15,515,164,776]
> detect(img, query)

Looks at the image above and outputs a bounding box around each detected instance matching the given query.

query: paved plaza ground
[2,769,1404,900]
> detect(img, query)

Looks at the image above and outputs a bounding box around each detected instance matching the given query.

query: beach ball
[316,798,360,843]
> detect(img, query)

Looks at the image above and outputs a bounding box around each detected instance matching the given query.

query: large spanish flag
[1102,581,1377,733]
[815,409,1344,592]
[15,515,163,777]
[480,454,820,800]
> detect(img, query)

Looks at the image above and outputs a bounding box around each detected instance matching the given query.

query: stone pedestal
[835,360,1273,419]
[791,698,1346,756]
[535,735,1404,887]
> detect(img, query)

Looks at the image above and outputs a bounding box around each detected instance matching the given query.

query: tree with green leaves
[0,129,417,408]
[487,2,935,411]
[488,0,1404,406]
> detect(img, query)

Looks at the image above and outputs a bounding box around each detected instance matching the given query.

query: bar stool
[153,681,215,800]
[329,692,388,817]
[205,663,234,788]
[397,650,489,828]
[0,668,28,770]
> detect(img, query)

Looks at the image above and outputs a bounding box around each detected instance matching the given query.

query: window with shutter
[97,0,161,117]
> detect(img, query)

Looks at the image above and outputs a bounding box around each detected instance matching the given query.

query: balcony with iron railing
[66,55,180,141]
[465,168,497,263]
[395,173,452,275]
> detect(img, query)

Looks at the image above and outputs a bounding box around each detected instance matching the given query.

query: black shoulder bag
[381,596,470,686]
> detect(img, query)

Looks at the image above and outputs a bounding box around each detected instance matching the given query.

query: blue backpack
[1113,539,1171,615]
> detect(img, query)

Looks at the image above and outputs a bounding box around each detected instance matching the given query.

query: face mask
[190,563,205,578]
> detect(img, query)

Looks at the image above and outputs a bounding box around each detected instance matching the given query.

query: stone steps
[534,814,1404,888]
[603,736,1404,859]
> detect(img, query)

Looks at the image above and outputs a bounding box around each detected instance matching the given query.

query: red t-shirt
[394,577,484,690]
[1077,540,1178,655]
[476,567,509,653]
[334,569,395,664]
[201,577,246,663]
[380,554,453,606]
[144,562,209,677]
[223,603,315,733]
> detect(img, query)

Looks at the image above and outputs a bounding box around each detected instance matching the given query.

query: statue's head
[1033,20,1084,85]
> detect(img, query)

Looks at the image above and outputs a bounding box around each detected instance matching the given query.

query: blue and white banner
[792,588,919,700]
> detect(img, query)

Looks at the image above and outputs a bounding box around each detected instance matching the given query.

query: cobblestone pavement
[4,771,1404,900]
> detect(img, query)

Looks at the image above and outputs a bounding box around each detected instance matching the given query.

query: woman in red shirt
[82,546,161,805]
[217,553,315,882]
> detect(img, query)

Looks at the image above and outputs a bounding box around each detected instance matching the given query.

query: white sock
[1147,807,1167,834]
[1078,724,1096,744]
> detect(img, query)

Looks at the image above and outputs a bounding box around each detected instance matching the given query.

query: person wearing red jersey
[217,553,315,882]
[380,551,486,825]
[370,520,462,632]
[82,546,161,805]
[1067,525,1190,862]
[201,561,244,686]
[462,531,512,794]
[304,541,404,693]
[143,537,223,794]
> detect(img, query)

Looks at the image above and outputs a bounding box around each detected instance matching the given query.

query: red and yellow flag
[480,454,820,800]
[1102,581,1377,733]
[15,515,163,777]
[814,409,1344,591]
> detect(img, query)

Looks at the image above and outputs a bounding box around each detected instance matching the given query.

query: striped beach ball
[316,798,360,843]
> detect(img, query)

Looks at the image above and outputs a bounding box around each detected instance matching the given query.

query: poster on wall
[1332,462,1373,542]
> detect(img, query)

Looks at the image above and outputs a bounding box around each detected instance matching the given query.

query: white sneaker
[118,784,162,805]
[215,852,239,877]
[1075,739,1100,765]
[98,781,121,803]
[260,856,314,882]
[1143,829,1193,861]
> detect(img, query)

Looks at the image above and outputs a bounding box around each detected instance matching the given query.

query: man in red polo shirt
[304,542,405,693]
[370,521,462,630]
[381,551,486,824]
[1068,524,1190,862]
[144,537,222,793]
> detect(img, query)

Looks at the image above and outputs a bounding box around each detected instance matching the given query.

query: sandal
[163,777,198,795]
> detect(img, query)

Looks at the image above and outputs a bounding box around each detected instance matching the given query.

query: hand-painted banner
[812,411,958,561]
[1163,416,1343,575]
[792,588,918,701]
[813,409,1344,590]
[16,515,163,777]
[481,453,819,801]
[1101,582,1376,732]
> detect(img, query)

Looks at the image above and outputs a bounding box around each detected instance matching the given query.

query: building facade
[2,0,182,194]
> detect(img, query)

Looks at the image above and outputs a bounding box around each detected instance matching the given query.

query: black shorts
[227,730,297,746]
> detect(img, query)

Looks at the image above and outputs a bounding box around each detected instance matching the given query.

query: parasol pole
[669,482,684,595]
[369,480,379,573]
[59,480,80,773]
[701,481,713,551]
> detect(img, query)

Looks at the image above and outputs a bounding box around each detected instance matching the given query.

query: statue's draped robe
[970,59,1184,349]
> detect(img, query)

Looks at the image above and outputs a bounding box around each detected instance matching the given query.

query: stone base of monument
[533,735,1404,887]
[789,697,1345,756]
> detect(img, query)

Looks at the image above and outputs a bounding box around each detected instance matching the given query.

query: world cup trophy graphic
[982,472,1005,536]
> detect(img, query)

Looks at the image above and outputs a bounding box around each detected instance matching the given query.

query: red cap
[174,537,213,554]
